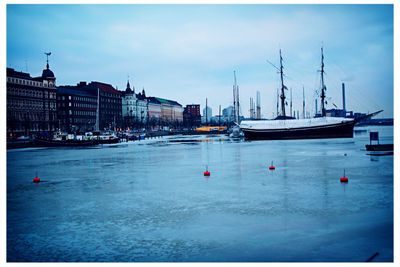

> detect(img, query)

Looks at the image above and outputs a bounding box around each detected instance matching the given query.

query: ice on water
[7,126,393,262]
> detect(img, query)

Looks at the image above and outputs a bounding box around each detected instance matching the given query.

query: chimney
[78,81,87,87]
[342,82,346,115]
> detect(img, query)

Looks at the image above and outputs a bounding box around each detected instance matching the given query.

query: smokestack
[342,82,346,115]
[315,99,318,116]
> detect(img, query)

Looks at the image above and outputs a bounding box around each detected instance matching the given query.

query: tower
[41,52,56,87]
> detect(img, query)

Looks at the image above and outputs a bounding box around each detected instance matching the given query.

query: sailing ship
[239,48,381,140]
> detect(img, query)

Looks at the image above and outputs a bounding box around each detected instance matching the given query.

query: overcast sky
[7,4,393,118]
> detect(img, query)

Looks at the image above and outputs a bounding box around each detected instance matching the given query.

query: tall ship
[239,48,380,140]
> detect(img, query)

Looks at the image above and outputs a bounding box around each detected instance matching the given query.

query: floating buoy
[269,161,275,170]
[33,176,41,183]
[204,165,211,176]
[340,169,348,183]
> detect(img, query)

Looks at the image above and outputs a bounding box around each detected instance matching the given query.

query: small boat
[90,131,120,144]
[365,131,393,151]
[33,131,99,147]
[366,144,393,151]
[195,126,227,134]
[228,124,244,138]
[34,138,98,147]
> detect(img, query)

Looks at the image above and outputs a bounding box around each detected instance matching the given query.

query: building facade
[86,81,123,131]
[57,83,97,133]
[122,81,148,128]
[202,106,212,124]
[146,96,183,127]
[6,61,57,137]
[157,97,183,123]
[222,106,234,122]
[183,104,201,127]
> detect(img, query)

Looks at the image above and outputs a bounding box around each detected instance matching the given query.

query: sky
[6,4,394,118]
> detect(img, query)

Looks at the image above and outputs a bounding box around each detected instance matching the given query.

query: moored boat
[366,144,393,151]
[33,131,99,147]
[195,126,227,134]
[240,117,355,140]
[34,138,98,147]
[240,48,381,141]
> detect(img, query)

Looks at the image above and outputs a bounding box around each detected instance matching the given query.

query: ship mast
[320,47,327,117]
[279,49,287,118]
[233,70,240,124]
[232,78,236,124]
[290,87,293,117]
[236,75,240,124]
[302,85,305,119]
[276,88,279,117]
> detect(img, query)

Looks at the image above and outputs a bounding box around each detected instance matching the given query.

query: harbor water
[7,126,393,262]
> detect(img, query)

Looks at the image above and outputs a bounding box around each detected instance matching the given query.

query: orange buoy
[340,169,348,183]
[33,176,41,183]
[269,161,275,170]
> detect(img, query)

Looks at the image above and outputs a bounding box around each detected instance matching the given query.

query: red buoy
[33,176,41,183]
[269,161,275,170]
[203,165,210,176]
[340,169,348,183]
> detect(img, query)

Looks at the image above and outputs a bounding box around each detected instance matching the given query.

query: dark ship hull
[34,138,98,147]
[241,120,356,140]
[240,110,382,141]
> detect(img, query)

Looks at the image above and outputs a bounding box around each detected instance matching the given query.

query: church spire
[125,76,134,93]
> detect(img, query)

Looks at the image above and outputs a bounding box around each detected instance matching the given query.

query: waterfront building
[158,97,183,123]
[136,88,148,124]
[202,106,212,124]
[210,115,226,125]
[147,96,162,120]
[183,104,201,127]
[147,97,183,125]
[222,106,234,123]
[57,82,97,133]
[85,81,123,131]
[122,81,148,128]
[6,58,57,137]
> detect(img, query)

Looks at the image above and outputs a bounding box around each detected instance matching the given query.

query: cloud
[7,4,393,118]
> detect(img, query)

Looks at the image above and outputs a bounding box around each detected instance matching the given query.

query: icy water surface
[7,126,393,262]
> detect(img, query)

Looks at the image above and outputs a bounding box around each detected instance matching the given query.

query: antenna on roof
[44,52,51,69]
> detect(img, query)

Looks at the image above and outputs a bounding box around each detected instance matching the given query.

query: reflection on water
[7,126,393,262]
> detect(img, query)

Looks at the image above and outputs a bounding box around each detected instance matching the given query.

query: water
[7,126,393,262]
